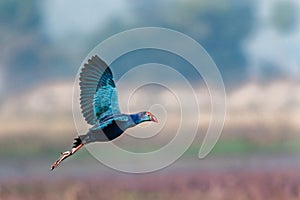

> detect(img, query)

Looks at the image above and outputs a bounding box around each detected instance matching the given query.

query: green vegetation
[1,136,300,160]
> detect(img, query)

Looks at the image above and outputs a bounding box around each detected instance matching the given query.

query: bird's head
[138,111,158,123]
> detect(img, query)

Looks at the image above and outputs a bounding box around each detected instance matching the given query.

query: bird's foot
[50,143,84,171]
[50,150,72,171]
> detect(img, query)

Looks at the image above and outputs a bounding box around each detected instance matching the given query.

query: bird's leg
[50,143,84,171]
[71,143,84,154]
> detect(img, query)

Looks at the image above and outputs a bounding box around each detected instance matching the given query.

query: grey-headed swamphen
[50,55,158,170]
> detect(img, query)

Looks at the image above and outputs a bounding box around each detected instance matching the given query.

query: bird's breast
[89,120,129,141]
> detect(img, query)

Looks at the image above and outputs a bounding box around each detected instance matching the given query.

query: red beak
[150,113,158,123]
[146,112,158,123]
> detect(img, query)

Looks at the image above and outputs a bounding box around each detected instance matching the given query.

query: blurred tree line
[130,0,254,84]
[0,0,255,96]
[0,0,74,93]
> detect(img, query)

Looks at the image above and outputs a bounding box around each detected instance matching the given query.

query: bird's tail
[72,135,89,148]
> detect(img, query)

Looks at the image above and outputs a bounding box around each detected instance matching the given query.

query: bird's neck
[130,113,145,125]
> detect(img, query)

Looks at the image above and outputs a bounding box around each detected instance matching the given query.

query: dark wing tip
[88,55,108,68]
[88,55,97,63]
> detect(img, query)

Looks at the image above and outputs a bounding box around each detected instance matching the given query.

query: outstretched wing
[79,55,121,125]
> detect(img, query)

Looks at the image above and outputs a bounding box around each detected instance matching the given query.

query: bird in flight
[50,55,158,170]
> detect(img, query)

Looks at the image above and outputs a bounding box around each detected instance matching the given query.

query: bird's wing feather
[79,55,121,125]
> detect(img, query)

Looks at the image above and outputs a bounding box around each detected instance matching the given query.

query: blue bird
[51,55,158,170]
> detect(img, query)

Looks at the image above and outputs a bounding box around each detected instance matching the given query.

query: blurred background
[0,0,300,199]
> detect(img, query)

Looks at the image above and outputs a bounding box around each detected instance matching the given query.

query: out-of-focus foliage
[271,1,298,33]
[130,0,254,84]
[0,0,42,85]
[0,0,74,93]
[0,0,255,96]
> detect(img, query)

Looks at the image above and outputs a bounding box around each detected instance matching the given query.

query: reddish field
[1,169,300,200]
